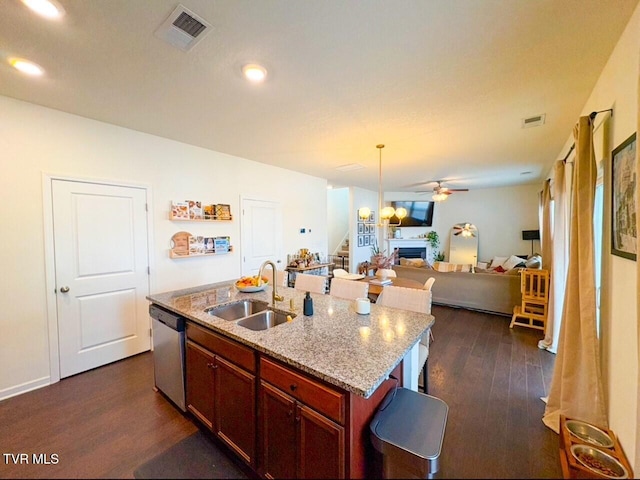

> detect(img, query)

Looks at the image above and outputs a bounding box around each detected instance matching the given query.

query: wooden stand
[559,415,633,479]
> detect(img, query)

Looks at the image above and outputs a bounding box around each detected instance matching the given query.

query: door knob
[59,286,70,293]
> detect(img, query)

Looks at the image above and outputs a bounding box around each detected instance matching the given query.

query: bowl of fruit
[235,275,270,292]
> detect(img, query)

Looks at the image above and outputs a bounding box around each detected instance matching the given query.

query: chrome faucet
[258,260,284,307]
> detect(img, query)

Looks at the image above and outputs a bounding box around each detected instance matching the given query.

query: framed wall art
[357,235,364,247]
[611,132,637,261]
[358,223,364,235]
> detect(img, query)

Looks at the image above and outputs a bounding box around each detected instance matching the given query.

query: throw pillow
[525,255,542,269]
[502,254,525,271]
[489,256,509,269]
[494,265,506,273]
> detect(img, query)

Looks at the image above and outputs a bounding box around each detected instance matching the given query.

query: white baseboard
[0,376,51,401]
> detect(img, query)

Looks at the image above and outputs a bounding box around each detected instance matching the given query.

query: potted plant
[425,231,440,263]
[370,240,397,270]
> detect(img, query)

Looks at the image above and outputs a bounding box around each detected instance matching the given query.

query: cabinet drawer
[260,357,345,425]
[187,322,256,373]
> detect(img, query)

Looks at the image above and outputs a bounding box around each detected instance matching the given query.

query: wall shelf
[169,246,234,259]
[169,213,233,222]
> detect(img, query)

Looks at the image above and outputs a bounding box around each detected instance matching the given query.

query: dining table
[359,275,426,300]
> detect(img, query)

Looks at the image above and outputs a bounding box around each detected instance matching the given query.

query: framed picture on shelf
[358,223,364,235]
[364,235,370,246]
[611,132,637,260]
[357,235,364,247]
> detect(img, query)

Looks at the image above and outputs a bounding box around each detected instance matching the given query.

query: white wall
[386,184,541,262]
[0,95,328,399]
[350,187,380,272]
[327,187,349,254]
[559,3,640,468]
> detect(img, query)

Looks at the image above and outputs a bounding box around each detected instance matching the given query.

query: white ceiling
[1,0,637,192]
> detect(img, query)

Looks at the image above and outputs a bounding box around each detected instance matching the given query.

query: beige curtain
[537,180,554,348]
[539,161,571,353]
[543,116,607,432]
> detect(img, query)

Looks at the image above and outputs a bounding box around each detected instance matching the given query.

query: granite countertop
[147,281,434,398]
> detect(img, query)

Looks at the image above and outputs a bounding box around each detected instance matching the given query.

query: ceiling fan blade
[447,188,469,192]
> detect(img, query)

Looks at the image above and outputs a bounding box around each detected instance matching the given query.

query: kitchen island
[148,281,434,478]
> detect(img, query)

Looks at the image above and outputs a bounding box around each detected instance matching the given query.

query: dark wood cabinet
[184,321,402,479]
[260,381,297,479]
[259,358,345,479]
[214,354,256,464]
[298,402,345,479]
[186,324,257,467]
[185,340,215,429]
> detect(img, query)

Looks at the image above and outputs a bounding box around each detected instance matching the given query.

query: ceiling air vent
[154,4,212,52]
[521,114,546,128]
[336,163,365,172]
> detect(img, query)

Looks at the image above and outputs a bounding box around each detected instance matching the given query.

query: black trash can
[370,388,448,479]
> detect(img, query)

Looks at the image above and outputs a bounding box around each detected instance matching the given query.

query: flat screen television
[390,201,434,226]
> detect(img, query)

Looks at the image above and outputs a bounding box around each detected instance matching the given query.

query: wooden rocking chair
[510,268,550,331]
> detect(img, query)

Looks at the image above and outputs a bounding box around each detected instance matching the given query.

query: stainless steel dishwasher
[150,304,186,412]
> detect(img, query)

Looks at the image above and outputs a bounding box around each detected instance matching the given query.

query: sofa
[392,264,522,316]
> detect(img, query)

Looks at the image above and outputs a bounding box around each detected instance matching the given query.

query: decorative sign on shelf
[170,201,232,220]
[170,231,232,258]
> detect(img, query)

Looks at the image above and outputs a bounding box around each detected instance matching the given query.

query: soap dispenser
[303,291,314,316]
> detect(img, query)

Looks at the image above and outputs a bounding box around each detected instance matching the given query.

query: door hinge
[149,328,152,337]
[147,266,150,275]
[145,203,148,212]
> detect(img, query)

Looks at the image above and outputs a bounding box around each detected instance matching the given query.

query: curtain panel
[543,116,607,432]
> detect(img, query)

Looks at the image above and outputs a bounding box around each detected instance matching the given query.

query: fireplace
[386,238,431,264]
[397,247,426,259]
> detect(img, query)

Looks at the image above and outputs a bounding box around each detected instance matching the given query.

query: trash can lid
[370,388,448,460]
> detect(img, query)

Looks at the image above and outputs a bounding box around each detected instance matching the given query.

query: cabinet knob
[288,410,293,417]
[290,384,297,391]
[207,362,214,369]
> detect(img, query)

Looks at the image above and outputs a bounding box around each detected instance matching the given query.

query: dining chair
[329,277,369,301]
[423,277,436,342]
[261,268,287,287]
[423,277,436,291]
[294,273,327,295]
[332,268,349,278]
[376,285,432,393]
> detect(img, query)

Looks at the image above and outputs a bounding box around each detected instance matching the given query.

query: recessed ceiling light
[9,58,44,76]
[242,64,267,83]
[21,0,65,19]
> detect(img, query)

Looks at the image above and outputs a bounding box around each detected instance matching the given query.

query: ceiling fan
[416,181,469,201]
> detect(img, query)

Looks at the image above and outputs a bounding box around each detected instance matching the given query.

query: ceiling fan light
[432,192,448,202]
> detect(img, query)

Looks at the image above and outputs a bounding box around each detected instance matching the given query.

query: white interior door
[241,197,283,276]
[52,179,150,378]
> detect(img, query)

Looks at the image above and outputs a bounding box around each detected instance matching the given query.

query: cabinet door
[260,381,297,479]
[214,355,256,466]
[297,404,345,479]
[185,340,215,430]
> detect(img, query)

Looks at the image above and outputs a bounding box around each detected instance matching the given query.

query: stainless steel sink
[236,309,294,331]
[206,299,269,321]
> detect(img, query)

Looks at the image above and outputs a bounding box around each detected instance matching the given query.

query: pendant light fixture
[358,145,407,227]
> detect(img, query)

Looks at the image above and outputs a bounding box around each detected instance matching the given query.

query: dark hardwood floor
[0,305,561,479]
